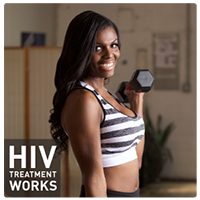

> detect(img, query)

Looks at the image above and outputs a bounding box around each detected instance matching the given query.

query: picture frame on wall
[153,33,179,90]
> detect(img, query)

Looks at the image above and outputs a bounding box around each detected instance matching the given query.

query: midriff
[103,159,139,193]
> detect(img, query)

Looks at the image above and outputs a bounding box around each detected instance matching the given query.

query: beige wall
[56,3,196,184]
[4,4,57,46]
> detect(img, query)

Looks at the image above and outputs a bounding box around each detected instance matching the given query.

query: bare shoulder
[61,88,102,130]
[63,88,101,114]
[67,88,97,102]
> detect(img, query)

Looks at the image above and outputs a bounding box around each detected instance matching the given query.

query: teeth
[100,63,113,68]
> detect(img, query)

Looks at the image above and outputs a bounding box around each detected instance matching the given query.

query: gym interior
[4,3,196,197]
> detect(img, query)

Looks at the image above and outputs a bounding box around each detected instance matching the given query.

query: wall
[4,4,57,46]
[56,3,196,186]
[4,47,69,197]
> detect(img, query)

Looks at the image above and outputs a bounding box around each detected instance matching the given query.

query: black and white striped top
[79,81,145,168]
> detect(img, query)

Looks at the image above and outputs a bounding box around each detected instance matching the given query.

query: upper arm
[61,90,106,195]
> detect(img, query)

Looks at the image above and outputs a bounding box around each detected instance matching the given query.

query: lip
[99,62,115,70]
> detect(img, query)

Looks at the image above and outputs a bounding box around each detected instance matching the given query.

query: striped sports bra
[77,81,145,168]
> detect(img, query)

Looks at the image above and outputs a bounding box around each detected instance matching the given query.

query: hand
[124,82,144,102]
[124,82,144,118]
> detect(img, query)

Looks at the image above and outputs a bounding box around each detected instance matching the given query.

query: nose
[103,47,113,59]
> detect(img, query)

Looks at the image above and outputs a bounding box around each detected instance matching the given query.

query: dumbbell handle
[115,69,155,103]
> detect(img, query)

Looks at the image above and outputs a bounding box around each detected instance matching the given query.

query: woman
[49,10,145,197]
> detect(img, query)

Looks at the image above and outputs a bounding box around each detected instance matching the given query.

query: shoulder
[66,88,100,110]
[61,88,102,128]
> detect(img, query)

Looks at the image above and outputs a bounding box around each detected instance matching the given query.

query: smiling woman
[86,27,120,80]
[49,10,145,197]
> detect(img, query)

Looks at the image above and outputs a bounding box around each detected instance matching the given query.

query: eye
[96,46,102,52]
[111,43,118,49]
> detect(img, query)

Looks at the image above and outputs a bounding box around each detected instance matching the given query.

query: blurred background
[4,3,196,197]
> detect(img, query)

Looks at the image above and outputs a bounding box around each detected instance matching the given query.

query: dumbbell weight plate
[115,81,129,103]
[115,69,155,103]
[130,69,155,92]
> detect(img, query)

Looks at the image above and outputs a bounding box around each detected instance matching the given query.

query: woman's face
[88,26,120,79]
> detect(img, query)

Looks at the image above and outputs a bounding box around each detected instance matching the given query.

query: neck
[82,77,106,92]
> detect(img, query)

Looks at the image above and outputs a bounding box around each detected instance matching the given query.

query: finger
[126,85,132,91]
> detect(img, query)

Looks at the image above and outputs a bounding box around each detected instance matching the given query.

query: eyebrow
[96,38,118,45]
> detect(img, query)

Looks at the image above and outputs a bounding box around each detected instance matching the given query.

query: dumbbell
[115,69,155,103]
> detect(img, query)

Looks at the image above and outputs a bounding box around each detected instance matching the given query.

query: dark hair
[49,10,121,152]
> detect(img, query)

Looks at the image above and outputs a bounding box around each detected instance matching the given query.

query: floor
[140,181,197,197]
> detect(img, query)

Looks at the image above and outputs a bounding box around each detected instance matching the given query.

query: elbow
[138,158,143,170]
[138,162,142,170]
[83,174,107,197]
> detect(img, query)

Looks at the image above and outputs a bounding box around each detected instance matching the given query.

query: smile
[99,63,113,68]
[99,62,115,71]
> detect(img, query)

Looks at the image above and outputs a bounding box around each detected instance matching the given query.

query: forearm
[135,134,145,169]
[129,95,144,119]
[124,85,145,169]
[129,93,145,169]
[124,84,144,118]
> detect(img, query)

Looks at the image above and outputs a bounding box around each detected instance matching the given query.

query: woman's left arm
[124,84,145,170]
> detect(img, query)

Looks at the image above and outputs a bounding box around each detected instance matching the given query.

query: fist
[124,83,144,102]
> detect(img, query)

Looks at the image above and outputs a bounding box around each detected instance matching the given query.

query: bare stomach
[103,159,139,193]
